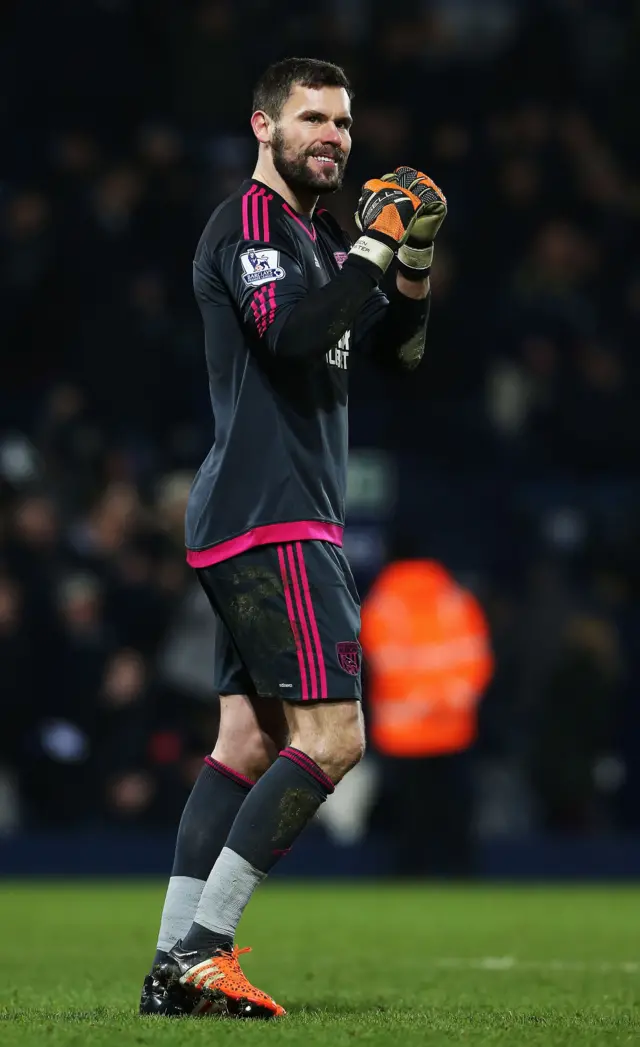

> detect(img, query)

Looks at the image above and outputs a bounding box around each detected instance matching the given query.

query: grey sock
[189,847,266,944]
[180,751,333,955]
[156,875,206,954]
[151,757,253,966]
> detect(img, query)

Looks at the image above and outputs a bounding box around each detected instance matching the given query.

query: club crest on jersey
[334,251,348,268]
[240,249,286,286]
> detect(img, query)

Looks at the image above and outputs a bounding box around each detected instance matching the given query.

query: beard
[271,126,346,195]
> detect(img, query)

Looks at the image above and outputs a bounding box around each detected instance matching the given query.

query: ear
[251,110,271,144]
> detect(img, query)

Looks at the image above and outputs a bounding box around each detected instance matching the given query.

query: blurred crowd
[1,0,639,836]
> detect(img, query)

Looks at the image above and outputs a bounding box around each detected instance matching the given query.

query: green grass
[0,881,639,1045]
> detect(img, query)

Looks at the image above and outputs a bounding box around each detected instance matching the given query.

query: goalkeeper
[140,56,447,1021]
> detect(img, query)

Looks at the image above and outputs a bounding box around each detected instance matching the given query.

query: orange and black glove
[381,166,447,279]
[350,178,424,276]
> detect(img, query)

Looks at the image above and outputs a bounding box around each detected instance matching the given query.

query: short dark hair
[252,57,353,120]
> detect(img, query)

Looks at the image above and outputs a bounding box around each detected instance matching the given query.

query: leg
[180,698,364,955]
[152,695,285,961]
[159,698,363,1017]
[142,579,287,1014]
[386,756,434,877]
[389,754,474,878]
[427,752,474,878]
[181,539,363,947]
[213,692,288,774]
[158,540,362,1017]
[284,697,365,781]
[141,693,285,1015]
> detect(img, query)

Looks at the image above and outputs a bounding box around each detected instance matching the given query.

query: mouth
[309,154,339,171]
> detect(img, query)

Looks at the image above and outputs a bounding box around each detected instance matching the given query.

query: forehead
[281,83,352,120]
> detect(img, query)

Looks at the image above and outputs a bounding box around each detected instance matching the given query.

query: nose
[322,123,343,147]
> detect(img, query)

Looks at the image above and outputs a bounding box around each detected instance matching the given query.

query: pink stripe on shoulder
[241,184,258,240]
[186,521,343,568]
[262,192,273,242]
[251,189,261,239]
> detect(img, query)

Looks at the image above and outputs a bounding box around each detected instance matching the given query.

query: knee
[330,728,366,782]
[243,729,280,780]
[291,718,366,785]
[214,724,278,783]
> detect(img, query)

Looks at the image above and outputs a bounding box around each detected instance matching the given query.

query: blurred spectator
[0,577,35,768]
[361,559,493,876]
[97,649,155,821]
[530,612,622,830]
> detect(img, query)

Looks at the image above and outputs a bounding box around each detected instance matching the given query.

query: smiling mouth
[310,154,339,165]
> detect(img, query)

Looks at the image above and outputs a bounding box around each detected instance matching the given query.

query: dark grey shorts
[197,539,362,702]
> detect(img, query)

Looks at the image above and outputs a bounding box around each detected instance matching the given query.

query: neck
[252,161,317,218]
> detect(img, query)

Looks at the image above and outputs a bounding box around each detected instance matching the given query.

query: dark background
[0,0,638,869]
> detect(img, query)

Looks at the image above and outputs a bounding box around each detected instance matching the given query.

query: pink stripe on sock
[286,543,317,699]
[281,747,334,794]
[252,188,262,239]
[277,545,309,700]
[295,542,328,699]
[242,184,258,240]
[284,746,322,777]
[262,193,273,242]
[204,755,254,789]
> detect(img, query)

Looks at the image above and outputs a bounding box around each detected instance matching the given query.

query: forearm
[367,273,431,370]
[396,271,430,301]
[272,257,381,359]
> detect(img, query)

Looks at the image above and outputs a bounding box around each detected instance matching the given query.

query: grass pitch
[0,881,639,1045]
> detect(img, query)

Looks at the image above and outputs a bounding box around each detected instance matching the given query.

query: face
[264,84,352,194]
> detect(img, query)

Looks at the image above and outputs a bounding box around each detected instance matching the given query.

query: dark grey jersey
[185,179,388,566]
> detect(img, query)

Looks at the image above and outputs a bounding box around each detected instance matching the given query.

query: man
[361,557,493,877]
[140,56,446,1019]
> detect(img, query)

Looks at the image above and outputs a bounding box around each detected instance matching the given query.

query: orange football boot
[155,944,286,1019]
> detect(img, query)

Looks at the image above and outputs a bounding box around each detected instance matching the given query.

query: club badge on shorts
[336,641,361,676]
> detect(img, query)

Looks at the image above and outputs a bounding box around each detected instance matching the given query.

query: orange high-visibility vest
[360,560,493,757]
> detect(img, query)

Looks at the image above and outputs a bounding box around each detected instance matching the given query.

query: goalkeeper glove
[381,166,447,279]
[350,179,423,276]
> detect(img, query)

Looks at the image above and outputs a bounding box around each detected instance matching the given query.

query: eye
[306,114,322,123]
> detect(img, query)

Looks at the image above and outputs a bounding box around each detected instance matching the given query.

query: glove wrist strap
[398,261,431,281]
[349,235,395,274]
[398,242,434,272]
